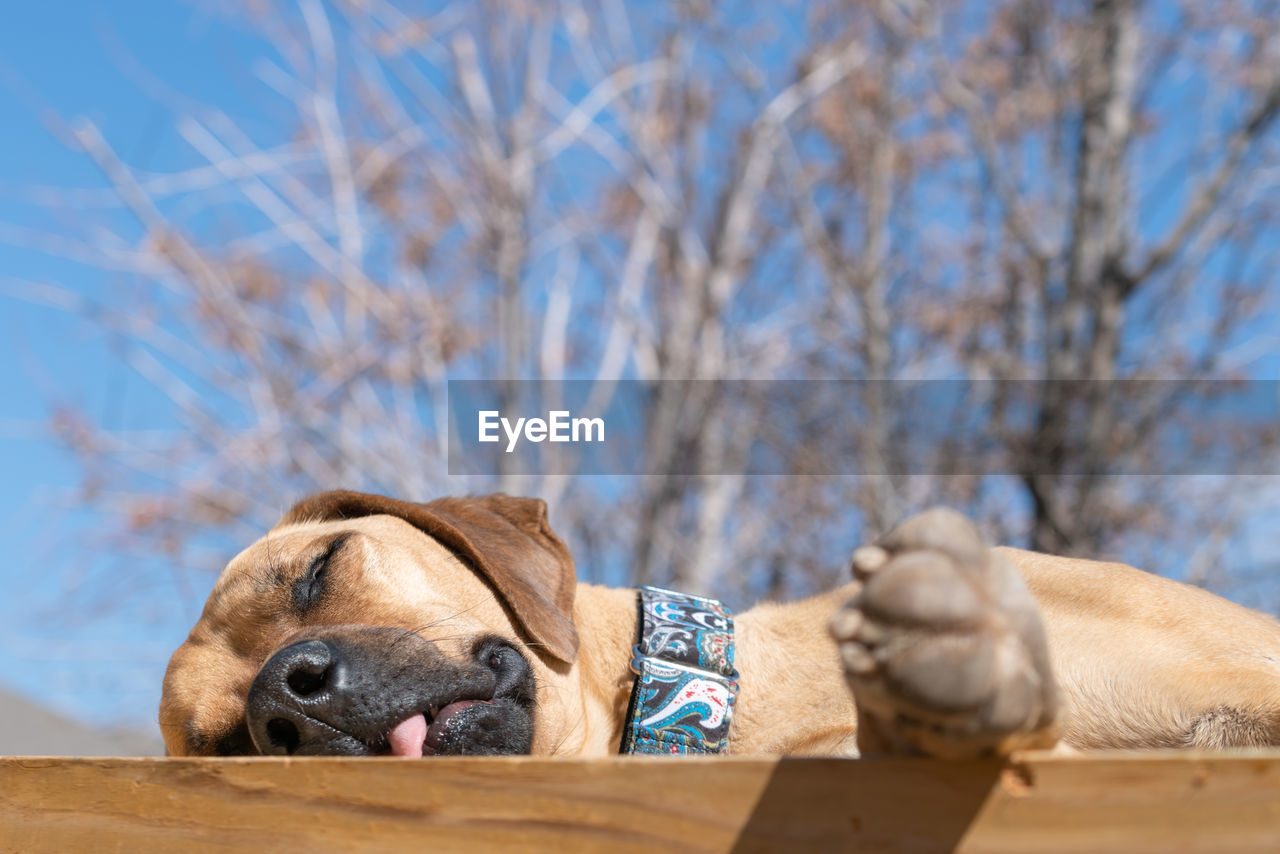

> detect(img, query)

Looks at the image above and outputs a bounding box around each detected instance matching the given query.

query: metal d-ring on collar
[619,586,740,755]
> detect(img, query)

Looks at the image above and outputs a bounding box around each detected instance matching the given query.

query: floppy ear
[277,490,578,664]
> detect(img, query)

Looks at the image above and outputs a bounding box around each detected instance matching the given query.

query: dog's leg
[830,509,1059,758]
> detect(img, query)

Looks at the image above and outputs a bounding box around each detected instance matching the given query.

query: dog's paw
[830,508,1059,758]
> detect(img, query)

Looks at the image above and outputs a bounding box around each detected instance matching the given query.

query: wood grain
[2,751,1279,853]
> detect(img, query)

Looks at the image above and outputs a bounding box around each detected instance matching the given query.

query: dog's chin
[383,697,533,757]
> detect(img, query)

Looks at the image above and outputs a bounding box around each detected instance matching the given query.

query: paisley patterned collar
[619,586,739,755]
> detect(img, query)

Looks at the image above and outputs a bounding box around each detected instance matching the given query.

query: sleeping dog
[160,491,1280,758]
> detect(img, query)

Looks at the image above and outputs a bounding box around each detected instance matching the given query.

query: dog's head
[159,491,578,757]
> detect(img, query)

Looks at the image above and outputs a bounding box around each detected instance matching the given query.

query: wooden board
[3,751,1280,853]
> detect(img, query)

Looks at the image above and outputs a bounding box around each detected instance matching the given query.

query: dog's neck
[730,586,861,755]
[545,583,860,757]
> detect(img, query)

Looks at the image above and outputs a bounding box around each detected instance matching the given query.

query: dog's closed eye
[292,533,351,613]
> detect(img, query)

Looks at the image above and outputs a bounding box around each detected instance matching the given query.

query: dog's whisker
[422,602,484,629]
[388,603,488,653]
[549,712,586,757]
[416,635,471,647]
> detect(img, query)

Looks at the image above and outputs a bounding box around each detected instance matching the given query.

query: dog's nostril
[265,717,301,754]
[286,661,331,697]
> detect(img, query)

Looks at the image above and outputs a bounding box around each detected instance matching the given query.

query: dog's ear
[277,490,578,664]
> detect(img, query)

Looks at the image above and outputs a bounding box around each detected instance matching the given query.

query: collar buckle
[629,646,740,684]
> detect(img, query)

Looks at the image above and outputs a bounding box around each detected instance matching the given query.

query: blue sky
[0,2,261,728]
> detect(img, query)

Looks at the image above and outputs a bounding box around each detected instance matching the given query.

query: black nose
[246,639,347,755]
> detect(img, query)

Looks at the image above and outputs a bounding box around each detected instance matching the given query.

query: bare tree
[888,0,1280,556]
[5,0,1277,614]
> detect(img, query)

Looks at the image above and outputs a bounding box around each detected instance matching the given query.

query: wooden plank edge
[2,751,1279,853]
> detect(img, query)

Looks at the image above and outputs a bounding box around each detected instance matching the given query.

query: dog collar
[620,586,739,755]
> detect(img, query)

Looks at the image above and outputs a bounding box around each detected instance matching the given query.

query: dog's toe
[831,508,1059,758]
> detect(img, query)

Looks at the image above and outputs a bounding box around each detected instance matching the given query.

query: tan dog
[160,491,1280,759]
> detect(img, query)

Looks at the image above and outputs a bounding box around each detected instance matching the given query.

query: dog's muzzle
[244,626,534,756]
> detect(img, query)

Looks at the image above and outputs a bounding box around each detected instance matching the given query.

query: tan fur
[1003,547,1280,750]
[161,500,1280,758]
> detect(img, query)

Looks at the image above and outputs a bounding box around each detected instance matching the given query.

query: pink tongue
[387,714,428,758]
